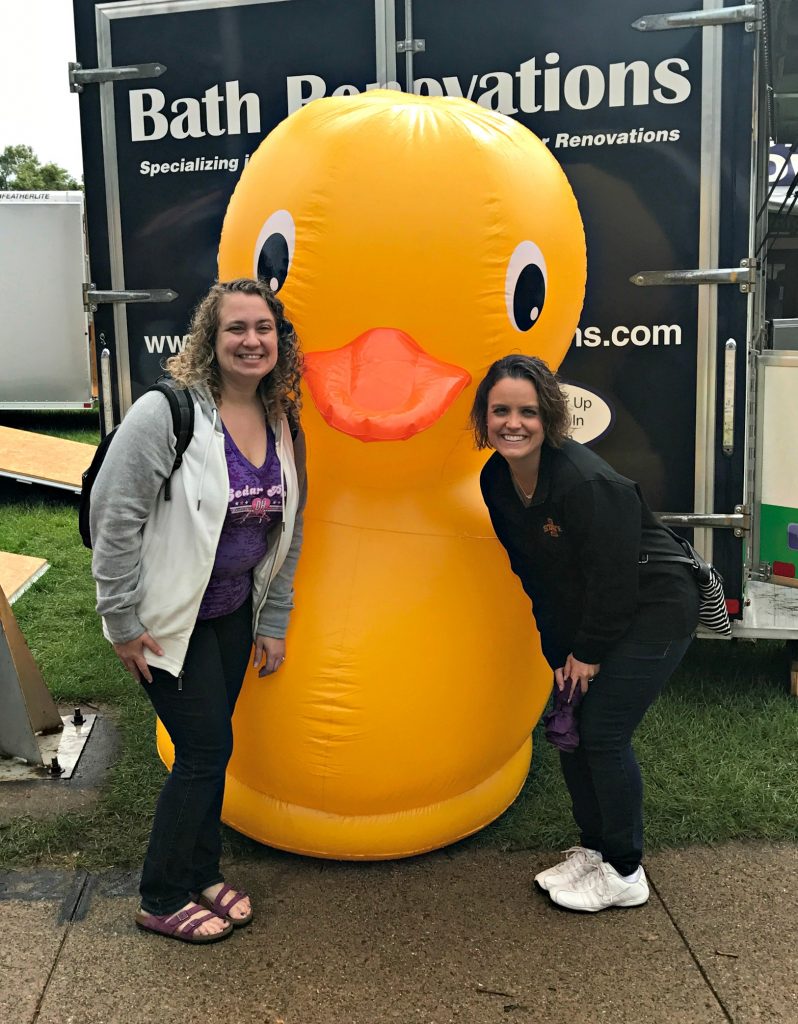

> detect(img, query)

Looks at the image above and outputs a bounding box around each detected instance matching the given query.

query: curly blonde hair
[166,278,302,427]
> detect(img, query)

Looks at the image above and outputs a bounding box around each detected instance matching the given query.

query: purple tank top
[197,421,283,620]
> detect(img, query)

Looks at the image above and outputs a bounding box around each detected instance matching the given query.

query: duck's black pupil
[513,264,546,331]
[257,233,289,291]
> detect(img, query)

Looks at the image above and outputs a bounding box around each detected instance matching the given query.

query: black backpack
[79,379,195,549]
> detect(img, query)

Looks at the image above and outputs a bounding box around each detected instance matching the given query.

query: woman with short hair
[471,354,698,913]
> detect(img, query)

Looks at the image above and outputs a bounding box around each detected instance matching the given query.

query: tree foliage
[0,144,81,191]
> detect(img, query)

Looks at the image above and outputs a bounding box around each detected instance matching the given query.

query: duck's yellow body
[158,91,586,857]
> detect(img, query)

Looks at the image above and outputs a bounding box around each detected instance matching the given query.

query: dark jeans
[559,634,692,877]
[139,597,252,915]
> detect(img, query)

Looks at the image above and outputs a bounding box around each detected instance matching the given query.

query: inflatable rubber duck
[162,90,586,858]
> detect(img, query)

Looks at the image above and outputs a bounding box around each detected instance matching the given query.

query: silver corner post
[375,0,397,87]
[396,0,425,93]
[404,0,414,91]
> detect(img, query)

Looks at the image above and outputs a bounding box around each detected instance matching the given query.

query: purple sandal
[197,883,253,928]
[134,904,233,944]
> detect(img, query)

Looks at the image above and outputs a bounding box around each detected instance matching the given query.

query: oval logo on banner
[561,383,614,445]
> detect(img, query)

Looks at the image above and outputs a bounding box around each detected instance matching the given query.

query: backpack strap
[148,378,195,500]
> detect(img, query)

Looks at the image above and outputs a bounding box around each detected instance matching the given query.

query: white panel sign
[561,383,613,445]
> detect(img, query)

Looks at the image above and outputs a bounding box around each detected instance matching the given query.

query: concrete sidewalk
[2,843,796,1024]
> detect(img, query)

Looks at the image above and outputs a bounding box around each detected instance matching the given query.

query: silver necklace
[511,472,536,501]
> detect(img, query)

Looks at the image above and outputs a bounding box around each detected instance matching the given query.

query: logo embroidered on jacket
[543,518,562,538]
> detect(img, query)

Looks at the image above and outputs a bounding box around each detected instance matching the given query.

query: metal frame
[632,6,748,554]
[376,0,397,86]
[737,23,773,634]
[642,4,775,641]
[95,0,392,414]
[693,2,724,562]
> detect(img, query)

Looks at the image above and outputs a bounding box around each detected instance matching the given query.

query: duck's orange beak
[303,328,471,442]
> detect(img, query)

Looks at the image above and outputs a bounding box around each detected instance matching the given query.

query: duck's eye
[253,210,295,292]
[505,241,547,332]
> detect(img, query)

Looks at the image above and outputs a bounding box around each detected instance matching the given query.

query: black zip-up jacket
[480,439,699,671]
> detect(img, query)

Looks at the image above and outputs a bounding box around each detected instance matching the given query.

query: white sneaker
[534,847,603,893]
[550,862,649,912]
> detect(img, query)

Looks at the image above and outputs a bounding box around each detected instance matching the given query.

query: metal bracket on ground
[0,714,98,783]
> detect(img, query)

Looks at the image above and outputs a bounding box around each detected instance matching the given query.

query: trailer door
[398,0,757,615]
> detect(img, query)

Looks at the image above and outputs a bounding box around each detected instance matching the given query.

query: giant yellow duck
[159,90,586,858]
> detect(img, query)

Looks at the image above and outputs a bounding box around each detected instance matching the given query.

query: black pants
[559,634,692,877]
[139,597,252,916]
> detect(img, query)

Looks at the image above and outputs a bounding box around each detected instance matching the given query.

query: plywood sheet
[0,552,49,603]
[0,426,95,492]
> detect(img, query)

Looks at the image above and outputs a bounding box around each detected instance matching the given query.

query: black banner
[76,0,379,407]
[407,0,704,515]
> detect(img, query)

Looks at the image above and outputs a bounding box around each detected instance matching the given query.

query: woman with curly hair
[90,278,306,943]
[471,354,698,914]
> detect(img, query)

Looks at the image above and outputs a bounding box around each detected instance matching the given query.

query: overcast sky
[0,1,83,179]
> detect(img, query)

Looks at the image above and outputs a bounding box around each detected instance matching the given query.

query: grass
[0,410,163,868]
[1,410,797,869]
[479,639,798,854]
[0,408,101,446]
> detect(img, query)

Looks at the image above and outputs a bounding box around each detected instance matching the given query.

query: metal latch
[69,62,167,93]
[659,507,751,538]
[83,284,178,313]
[633,3,761,33]
[630,259,758,294]
[397,39,426,53]
[722,339,737,456]
[751,563,798,588]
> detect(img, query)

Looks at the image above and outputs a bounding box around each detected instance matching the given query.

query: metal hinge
[633,3,761,33]
[751,563,798,588]
[397,39,426,53]
[69,61,167,93]
[659,506,751,538]
[630,258,758,294]
[83,284,178,313]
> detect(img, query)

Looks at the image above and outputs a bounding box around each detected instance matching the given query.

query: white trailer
[0,191,93,410]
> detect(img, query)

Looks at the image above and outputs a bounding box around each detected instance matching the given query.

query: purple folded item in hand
[543,680,584,752]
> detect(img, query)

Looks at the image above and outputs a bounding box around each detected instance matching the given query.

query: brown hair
[469,354,571,449]
[166,278,302,426]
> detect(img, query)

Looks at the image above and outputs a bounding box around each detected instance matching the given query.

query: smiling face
[214,292,278,393]
[486,377,546,472]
